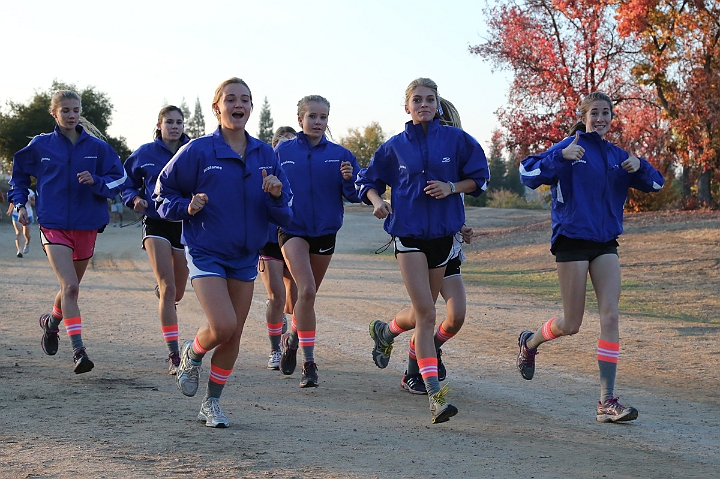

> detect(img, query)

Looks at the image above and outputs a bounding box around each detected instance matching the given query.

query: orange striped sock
[388,317,407,336]
[598,340,619,402]
[434,323,455,348]
[64,317,84,350]
[298,330,315,363]
[189,336,209,363]
[541,318,558,341]
[407,338,419,375]
[52,305,63,320]
[161,325,179,352]
[207,364,233,398]
[418,357,440,395]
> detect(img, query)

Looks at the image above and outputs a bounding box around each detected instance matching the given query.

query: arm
[120,153,146,211]
[519,139,571,189]
[154,149,196,221]
[264,162,293,227]
[340,150,361,203]
[86,143,128,198]
[628,157,665,193]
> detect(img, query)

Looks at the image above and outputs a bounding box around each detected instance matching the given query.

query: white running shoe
[176,340,201,397]
[267,349,282,370]
[198,397,229,428]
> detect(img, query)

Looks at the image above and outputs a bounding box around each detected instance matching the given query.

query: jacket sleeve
[459,132,490,197]
[8,139,38,206]
[355,144,391,205]
[265,159,294,227]
[89,143,127,199]
[342,150,362,203]
[154,146,195,221]
[519,139,570,189]
[121,153,143,206]
[629,157,665,193]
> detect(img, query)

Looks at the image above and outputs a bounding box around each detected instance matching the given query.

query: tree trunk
[697,168,712,207]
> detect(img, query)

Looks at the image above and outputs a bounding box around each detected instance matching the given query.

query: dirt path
[0,206,718,478]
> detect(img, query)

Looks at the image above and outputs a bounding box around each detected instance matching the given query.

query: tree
[186,96,206,139]
[339,122,386,168]
[179,97,192,125]
[257,97,274,144]
[616,0,720,208]
[0,80,131,168]
[466,129,524,206]
[470,0,673,209]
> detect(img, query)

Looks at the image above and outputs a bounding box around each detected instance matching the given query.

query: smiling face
[214,82,253,131]
[158,110,184,141]
[298,101,329,143]
[584,99,613,137]
[405,86,437,125]
[52,98,82,131]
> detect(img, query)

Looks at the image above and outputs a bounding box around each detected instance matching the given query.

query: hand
[562,132,585,161]
[372,200,392,219]
[262,169,283,198]
[77,170,95,185]
[424,180,452,199]
[188,193,208,215]
[621,149,641,173]
[460,226,474,244]
[6,204,12,216]
[133,196,148,213]
[17,207,29,226]
[340,161,353,180]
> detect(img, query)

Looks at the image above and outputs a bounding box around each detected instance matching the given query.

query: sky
[0,0,511,154]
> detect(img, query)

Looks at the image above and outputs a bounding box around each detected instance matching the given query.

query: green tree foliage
[339,122,386,168]
[186,96,206,139]
[257,97,274,144]
[179,97,191,124]
[0,80,131,168]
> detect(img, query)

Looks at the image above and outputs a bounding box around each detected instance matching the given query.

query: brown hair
[154,105,184,140]
[297,95,330,117]
[272,126,297,148]
[572,92,614,134]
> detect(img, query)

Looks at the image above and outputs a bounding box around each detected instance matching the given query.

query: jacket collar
[404,118,441,140]
[296,131,328,149]
[212,127,262,159]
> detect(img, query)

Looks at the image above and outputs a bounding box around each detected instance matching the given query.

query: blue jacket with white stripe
[520,131,665,245]
[154,128,293,260]
[356,119,489,240]
[9,125,127,230]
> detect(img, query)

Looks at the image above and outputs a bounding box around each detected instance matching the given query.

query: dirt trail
[0,206,718,478]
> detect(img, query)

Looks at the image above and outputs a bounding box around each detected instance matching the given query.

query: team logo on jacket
[203,165,223,173]
[572,159,587,166]
[442,157,451,163]
[325,159,340,163]
[140,163,155,169]
[281,161,295,166]
[84,156,98,159]
[41,157,51,162]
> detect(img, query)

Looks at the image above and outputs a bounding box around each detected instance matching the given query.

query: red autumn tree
[616,0,720,207]
[469,0,676,211]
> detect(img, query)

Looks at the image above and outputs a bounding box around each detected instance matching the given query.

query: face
[405,86,437,124]
[298,101,329,141]
[158,110,184,141]
[215,83,252,131]
[52,99,82,130]
[584,100,613,137]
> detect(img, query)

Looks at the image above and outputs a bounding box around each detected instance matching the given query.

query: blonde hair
[49,90,106,140]
[297,95,330,117]
[404,77,439,107]
[438,97,462,129]
[211,77,253,122]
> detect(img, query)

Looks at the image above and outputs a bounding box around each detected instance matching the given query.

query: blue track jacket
[356,119,489,239]
[519,131,665,244]
[9,125,126,230]
[154,128,293,260]
[121,135,190,220]
[275,132,361,237]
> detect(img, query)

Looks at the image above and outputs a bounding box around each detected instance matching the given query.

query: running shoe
[369,320,393,369]
[154,284,160,299]
[22,244,29,254]
[267,349,282,370]
[596,397,639,423]
[198,397,229,428]
[279,332,298,375]
[400,371,427,395]
[166,351,181,375]
[300,361,319,388]
[73,348,95,374]
[516,330,537,380]
[16,251,22,258]
[437,348,446,381]
[429,383,458,424]
[176,340,201,397]
[39,314,59,356]
[282,314,288,334]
